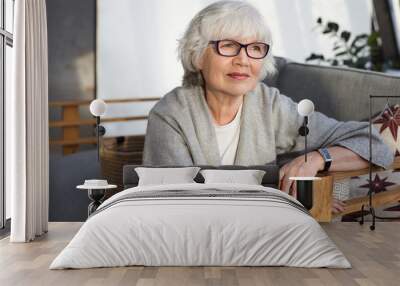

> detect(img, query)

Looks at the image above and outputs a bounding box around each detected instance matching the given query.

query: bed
[50,165,351,269]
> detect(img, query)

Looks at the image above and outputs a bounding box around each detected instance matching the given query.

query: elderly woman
[143,1,393,212]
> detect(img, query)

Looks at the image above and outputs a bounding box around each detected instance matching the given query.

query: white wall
[97,0,373,137]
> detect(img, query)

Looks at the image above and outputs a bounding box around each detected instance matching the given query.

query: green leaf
[305,53,325,61]
[335,51,349,57]
[340,31,351,42]
[343,59,354,67]
[351,45,367,56]
[367,32,380,46]
[323,27,332,34]
[354,57,368,69]
[327,22,339,32]
[350,34,368,49]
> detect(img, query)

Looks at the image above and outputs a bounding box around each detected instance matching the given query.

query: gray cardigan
[143,83,393,168]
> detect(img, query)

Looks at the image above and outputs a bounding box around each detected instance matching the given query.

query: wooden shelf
[49,98,156,154]
[49,97,160,107]
[50,137,97,146]
[50,115,149,127]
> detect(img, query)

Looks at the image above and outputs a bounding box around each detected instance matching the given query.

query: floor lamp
[290,99,321,210]
[89,99,107,161]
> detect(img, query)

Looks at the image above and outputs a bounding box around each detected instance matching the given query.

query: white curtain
[7,0,49,242]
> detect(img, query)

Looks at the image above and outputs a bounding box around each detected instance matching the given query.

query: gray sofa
[266,57,400,122]
[54,58,400,222]
[122,58,400,187]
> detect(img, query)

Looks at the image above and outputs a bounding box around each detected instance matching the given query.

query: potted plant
[306,18,384,71]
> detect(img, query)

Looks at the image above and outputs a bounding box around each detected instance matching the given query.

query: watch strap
[318,148,332,172]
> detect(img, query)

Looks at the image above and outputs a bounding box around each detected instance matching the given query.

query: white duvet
[50,183,351,269]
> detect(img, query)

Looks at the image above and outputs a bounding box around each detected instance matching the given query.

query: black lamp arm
[95,116,106,161]
[298,116,309,162]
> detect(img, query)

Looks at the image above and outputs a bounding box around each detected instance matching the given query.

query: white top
[213,104,242,165]
[77,184,117,190]
[289,177,322,181]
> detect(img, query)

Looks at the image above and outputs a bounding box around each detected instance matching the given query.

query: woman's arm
[324,146,370,171]
[279,146,368,193]
[279,146,369,213]
[272,90,394,169]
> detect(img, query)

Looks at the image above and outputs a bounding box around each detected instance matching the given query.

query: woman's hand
[279,151,324,196]
[279,151,346,214]
[332,199,346,213]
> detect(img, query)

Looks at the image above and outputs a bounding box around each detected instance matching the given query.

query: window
[388,0,400,59]
[0,0,14,231]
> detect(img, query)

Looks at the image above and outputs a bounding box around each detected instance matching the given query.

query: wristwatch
[318,148,332,172]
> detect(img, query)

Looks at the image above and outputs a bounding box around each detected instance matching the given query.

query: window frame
[0,0,14,230]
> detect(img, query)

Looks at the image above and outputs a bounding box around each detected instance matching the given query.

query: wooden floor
[0,222,399,286]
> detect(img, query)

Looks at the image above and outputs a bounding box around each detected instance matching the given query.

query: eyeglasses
[209,39,270,59]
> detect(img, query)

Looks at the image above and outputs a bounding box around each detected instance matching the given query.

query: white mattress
[50,183,351,269]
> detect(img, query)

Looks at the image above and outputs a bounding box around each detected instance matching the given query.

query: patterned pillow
[344,170,400,221]
[333,179,351,201]
[373,104,400,156]
[349,170,399,199]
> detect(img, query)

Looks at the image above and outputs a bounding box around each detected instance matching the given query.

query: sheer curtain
[7,0,49,242]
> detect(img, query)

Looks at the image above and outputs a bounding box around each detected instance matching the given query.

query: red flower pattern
[359,173,396,193]
[373,105,400,141]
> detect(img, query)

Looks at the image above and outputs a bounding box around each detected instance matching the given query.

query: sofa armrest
[318,156,400,181]
[310,176,334,222]
[311,156,400,222]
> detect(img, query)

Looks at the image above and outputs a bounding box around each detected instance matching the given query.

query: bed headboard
[122,164,280,189]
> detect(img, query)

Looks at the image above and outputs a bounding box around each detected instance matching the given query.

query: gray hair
[178,0,276,87]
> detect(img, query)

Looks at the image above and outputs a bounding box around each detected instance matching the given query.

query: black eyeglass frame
[209,39,270,59]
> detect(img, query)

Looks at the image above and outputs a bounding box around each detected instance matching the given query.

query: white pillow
[200,169,266,185]
[135,167,201,186]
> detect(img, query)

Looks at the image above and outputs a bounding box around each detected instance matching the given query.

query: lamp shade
[297,99,314,117]
[89,99,107,117]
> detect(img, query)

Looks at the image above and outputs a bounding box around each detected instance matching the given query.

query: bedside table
[77,184,117,217]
